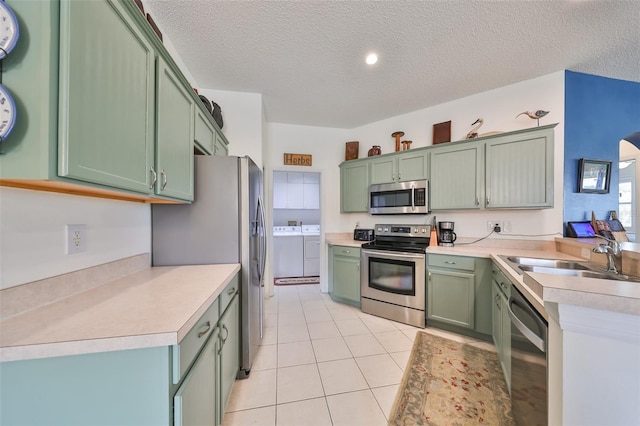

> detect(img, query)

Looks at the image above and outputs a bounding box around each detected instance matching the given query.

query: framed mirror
[578,158,611,194]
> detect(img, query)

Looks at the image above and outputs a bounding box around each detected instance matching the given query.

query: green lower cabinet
[329,245,361,307]
[0,275,242,426]
[0,347,172,425]
[492,265,512,391]
[174,329,218,426]
[428,267,476,329]
[218,295,240,424]
[426,255,492,338]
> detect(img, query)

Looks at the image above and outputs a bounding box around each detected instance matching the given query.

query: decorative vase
[368,145,381,156]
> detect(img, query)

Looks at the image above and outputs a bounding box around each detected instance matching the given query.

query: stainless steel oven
[360,224,430,328]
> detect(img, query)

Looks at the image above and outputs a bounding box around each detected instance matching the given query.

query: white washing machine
[273,226,303,278]
[302,225,320,277]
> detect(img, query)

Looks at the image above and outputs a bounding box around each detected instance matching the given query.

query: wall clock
[0,83,16,140]
[0,0,20,60]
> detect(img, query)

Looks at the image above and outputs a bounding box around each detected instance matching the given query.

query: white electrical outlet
[502,221,512,233]
[66,224,86,254]
[487,221,500,232]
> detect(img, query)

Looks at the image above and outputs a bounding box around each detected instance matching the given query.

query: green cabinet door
[430,143,483,210]
[485,126,554,208]
[397,150,429,182]
[473,258,493,335]
[174,330,218,426]
[218,295,240,425]
[57,0,155,193]
[491,265,512,390]
[195,109,215,155]
[492,282,502,348]
[370,156,396,184]
[156,56,194,201]
[499,288,511,389]
[340,161,369,212]
[214,132,229,156]
[369,150,428,184]
[427,268,475,329]
[330,246,361,307]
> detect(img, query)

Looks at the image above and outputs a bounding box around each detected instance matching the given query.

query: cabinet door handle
[227,287,236,296]
[160,169,168,190]
[344,250,350,254]
[149,167,157,189]
[356,263,359,269]
[444,260,456,265]
[221,324,229,344]
[197,321,211,338]
[486,195,490,206]
[476,197,480,206]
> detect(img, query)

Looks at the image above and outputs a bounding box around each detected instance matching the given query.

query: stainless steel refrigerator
[152,155,266,379]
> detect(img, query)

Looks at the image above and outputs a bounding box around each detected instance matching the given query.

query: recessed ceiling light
[366,53,378,65]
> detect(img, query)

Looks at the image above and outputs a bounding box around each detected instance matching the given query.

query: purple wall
[563,71,640,231]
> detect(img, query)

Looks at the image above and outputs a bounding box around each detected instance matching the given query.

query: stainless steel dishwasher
[508,285,548,425]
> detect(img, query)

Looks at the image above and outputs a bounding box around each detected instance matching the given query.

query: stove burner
[361,223,431,253]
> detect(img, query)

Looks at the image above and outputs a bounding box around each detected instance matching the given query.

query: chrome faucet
[592,235,622,274]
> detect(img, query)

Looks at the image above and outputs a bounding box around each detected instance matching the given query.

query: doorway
[271,170,321,284]
[619,139,638,242]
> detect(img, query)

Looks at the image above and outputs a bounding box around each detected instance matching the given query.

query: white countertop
[326,233,640,317]
[0,263,241,362]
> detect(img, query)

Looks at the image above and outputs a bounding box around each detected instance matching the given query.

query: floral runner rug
[389,331,515,425]
[274,276,319,286]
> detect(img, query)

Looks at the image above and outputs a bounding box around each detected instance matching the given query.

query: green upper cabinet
[398,150,429,182]
[484,125,554,209]
[430,143,483,210]
[195,109,215,155]
[57,0,155,194]
[214,132,229,156]
[0,0,213,203]
[340,160,369,213]
[155,56,194,201]
[370,156,396,184]
[369,150,428,184]
[428,124,555,211]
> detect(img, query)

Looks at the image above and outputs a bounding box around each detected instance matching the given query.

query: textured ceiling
[143,0,640,129]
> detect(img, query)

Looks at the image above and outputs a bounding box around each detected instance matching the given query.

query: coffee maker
[438,221,457,247]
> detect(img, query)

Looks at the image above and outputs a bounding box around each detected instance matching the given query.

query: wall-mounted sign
[283,153,312,166]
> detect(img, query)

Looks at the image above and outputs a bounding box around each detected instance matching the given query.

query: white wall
[264,71,565,240]
[264,124,350,294]
[0,187,150,289]
[198,89,264,169]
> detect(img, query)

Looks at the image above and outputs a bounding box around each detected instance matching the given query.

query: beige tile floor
[223,284,495,426]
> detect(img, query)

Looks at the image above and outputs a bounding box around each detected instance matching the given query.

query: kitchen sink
[504,256,590,270]
[499,255,640,283]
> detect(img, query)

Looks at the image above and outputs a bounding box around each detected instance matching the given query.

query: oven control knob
[422,228,427,233]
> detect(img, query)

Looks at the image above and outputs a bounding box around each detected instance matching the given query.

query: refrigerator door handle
[257,196,267,283]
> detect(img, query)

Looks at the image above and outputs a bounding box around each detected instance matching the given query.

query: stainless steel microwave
[368,180,429,215]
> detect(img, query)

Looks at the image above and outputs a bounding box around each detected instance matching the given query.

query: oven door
[360,248,425,310]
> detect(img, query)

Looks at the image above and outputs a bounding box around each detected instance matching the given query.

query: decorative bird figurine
[516,110,549,126]
[466,118,483,139]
